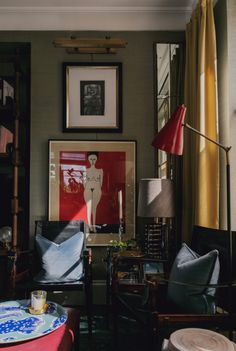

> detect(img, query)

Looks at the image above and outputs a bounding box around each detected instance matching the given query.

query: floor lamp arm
[183,123,232,159]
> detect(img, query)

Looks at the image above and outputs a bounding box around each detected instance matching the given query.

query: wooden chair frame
[14,220,93,337]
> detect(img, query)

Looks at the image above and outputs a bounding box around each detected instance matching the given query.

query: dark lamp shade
[152,104,187,155]
[137,178,175,218]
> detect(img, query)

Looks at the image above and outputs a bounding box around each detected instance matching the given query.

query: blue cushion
[167,243,220,314]
[34,232,84,283]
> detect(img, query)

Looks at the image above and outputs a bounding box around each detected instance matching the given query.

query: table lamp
[151,104,233,314]
[137,178,175,259]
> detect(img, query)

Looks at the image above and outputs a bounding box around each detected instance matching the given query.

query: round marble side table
[163,328,235,351]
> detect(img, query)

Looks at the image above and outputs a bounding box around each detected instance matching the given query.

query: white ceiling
[0,0,197,7]
[0,0,198,31]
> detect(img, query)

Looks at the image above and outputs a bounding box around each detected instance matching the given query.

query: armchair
[151,243,235,349]
[111,241,235,350]
[14,220,93,337]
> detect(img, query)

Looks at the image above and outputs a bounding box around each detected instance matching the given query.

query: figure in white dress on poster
[83,152,103,232]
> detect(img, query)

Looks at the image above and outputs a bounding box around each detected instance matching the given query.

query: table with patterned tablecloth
[0,300,67,344]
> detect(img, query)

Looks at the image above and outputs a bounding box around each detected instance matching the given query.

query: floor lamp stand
[184,123,233,336]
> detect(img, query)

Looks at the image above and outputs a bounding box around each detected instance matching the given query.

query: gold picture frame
[48,140,136,246]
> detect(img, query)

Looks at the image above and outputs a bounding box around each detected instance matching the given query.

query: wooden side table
[105,248,169,327]
[105,249,169,349]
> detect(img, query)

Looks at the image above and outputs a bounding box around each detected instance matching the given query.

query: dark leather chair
[112,276,234,351]
[111,233,236,350]
[151,226,236,348]
[191,225,236,313]
[150,282,233,350]
[14,220,93,337]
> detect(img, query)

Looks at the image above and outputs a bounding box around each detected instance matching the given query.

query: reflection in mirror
[155,43,184,179]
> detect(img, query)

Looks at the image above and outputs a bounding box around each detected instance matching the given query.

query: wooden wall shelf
[0,44,30,298]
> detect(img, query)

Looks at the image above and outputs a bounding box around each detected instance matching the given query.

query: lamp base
[144,223,168,260]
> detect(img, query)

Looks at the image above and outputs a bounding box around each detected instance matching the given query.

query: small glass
[29,290,47,315]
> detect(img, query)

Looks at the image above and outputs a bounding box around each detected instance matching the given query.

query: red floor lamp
[152,104,233,313]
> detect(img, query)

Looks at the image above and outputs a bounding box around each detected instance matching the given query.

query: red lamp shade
[152,104,187,155]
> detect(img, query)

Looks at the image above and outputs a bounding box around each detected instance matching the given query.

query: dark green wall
[0,31,184,302]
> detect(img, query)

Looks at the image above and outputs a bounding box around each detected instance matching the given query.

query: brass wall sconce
[53,37,128,54]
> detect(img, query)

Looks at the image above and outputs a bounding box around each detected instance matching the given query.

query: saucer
[28,303,48,315]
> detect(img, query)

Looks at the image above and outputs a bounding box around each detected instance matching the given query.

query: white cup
[30,290,47,313]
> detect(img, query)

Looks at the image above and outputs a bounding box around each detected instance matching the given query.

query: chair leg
[146,313,156,351]
[84,248,93,338]
[111,294,119,350]
[151,312,163,351]
[85,281,93,338]
[75,318,80,350]
[86,300,93,338]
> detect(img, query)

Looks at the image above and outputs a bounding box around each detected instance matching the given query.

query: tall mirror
[155,42,185,254]
[155,43,185,179]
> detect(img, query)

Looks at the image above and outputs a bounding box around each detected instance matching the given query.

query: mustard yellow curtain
[183,0,219,242]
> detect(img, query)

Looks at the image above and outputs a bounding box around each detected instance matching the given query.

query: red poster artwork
[59,151,126,233]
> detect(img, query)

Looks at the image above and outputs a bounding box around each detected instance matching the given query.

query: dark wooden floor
[79,305,147,351]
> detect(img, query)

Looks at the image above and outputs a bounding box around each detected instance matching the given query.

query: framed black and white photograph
[63,62,122,133]
[80,80,105,116]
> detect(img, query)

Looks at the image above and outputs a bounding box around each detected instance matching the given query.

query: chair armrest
[13,249,41,280]
[112,278,169,312]
[83,248,92,264]
[143,280,169,311]
[153,311,233,330]
[83,248,93,283]
[83,248,92,271]
[6,249,35,285]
